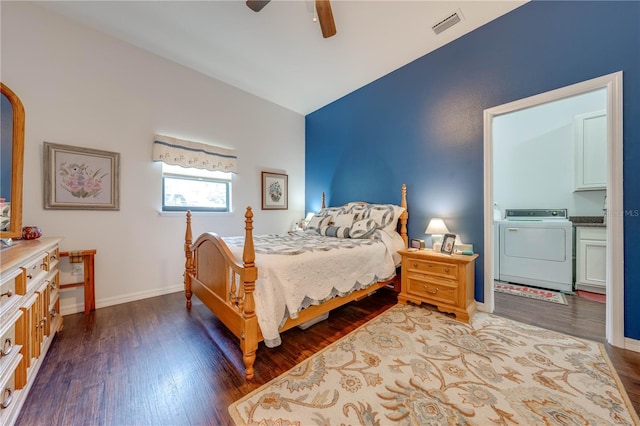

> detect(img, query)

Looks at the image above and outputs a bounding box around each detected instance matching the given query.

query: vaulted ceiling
[37,1,527,115]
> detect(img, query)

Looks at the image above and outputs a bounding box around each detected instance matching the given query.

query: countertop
[570,216,606,227]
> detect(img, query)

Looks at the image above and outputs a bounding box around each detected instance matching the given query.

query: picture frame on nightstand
[441,233,456,255]
[410,238,425,249]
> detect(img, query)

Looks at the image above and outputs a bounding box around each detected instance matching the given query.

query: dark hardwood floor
[16,288,640,425]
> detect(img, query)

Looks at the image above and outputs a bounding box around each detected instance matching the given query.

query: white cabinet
[574,110,607,191]
[575,227,606,294]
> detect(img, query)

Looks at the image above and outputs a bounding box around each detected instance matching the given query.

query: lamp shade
[425,218,449,235]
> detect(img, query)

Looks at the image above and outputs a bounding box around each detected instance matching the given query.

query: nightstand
[398,248,478,322]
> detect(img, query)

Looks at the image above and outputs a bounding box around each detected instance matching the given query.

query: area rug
[494,281,568,305]
[229,304,639,425]
[577,290,607,304]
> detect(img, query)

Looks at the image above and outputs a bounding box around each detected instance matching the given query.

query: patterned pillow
[346,203,370,221]
[333,213,355,227]
[366,204,405,232]
[349,218,377,239]
[316,206,347,224]
[305,215,332,233]
[319,225,350,238]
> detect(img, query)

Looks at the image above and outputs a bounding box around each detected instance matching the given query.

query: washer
[498,209,573,293]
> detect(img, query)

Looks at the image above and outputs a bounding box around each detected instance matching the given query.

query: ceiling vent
[432,11,462,35]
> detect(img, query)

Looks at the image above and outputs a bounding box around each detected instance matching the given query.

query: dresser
[0,238,63,425]
[398,248,478,322]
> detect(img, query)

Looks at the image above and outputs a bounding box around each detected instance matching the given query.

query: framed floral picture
[43,142,120,210]
[261,171,288,210]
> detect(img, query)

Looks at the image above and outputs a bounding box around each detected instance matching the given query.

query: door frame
[482,71,624,347]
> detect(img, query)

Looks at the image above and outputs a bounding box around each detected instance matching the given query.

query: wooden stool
[59,249,96,315]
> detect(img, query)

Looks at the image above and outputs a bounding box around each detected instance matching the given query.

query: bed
[183,184,408,380]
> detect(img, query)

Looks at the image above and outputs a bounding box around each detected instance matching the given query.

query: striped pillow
[319,225,350,238]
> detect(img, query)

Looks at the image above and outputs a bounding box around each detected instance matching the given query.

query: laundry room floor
[494,289,605,342]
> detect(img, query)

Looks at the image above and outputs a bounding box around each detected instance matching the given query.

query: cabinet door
[577,237,606,289]
[574,110,607,191]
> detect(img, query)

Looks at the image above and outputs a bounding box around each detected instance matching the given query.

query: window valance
[153,135,237,173]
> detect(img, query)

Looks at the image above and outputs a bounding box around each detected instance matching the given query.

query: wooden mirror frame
[1,82,25,240]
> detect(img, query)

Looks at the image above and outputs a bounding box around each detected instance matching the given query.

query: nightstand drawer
[406,258,458,279]
[406,276,457,305]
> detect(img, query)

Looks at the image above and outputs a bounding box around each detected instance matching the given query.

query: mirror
[1,83,25,240]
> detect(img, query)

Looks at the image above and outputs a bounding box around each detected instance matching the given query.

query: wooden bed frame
[184,184,408,380]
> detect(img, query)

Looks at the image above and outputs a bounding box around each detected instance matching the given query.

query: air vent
[432,11,461,35]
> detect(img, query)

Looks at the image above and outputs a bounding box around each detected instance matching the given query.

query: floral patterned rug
[229,304,639,425]
[494,281,568,305]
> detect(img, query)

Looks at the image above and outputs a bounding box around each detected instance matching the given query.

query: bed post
[321,192,326,209]
[399,184,408,248]
[240,207,259,380]
[184,211,194,308]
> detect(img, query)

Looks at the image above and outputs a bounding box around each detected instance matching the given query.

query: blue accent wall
[305,1,640,339]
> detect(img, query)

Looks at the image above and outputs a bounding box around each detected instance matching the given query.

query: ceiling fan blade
[246,0,270,12]
[315,0,336,38]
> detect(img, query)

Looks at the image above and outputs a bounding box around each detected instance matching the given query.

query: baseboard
[624,337,640,353]
[60,284,183,315]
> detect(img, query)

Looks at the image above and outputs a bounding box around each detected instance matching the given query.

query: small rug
[228,304,639,425]
[577,290,607,304]
[495,281,568,305]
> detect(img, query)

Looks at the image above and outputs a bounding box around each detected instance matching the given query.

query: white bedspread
[223,230,404,347]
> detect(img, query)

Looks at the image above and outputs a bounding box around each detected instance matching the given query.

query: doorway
[482,71,625,347]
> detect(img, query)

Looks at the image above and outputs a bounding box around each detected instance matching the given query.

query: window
[162,164,231,212]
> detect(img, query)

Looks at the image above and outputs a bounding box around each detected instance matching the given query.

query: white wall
[493,88,606,218]
[1,2,306,314]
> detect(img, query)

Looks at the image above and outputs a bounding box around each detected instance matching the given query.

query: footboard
[184,208,259,379]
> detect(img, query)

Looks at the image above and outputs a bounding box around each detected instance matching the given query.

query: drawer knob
[444,268,450,273]
[1,387,13,409]
[0,338,12,357]
[50,255,57,260]
[48,279,57,290]
[27,273,33,280]
[412,262,418,268]
[0,290,12,299]
[50,308,58,318]
[422,285,438,294]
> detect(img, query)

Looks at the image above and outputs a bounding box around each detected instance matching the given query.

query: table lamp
[425,218,449,249]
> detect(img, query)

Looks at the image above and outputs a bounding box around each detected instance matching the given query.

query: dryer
[498,209,573,293]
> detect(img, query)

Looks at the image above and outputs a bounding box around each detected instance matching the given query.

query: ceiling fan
[246,0,337,38]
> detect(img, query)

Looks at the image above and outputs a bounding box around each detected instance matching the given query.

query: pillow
[346,203,370,221]
[316,206,346,224]
[349,218,377,239]
[333,213,355,227]
[319,225,350,238]
[366,204,405,233]
[305,214,332,233]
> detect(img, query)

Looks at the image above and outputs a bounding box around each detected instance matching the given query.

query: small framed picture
[261,171,288,210]
[441,233,456,255]
[410,238,425,249]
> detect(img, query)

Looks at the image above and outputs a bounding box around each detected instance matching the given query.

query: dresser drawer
[43,248,59,272]
[0,269,23,316]
[406,275,457,305]
[405,258,458,279]
[47,272,60,304]
[0,310,23,375]
[0,340,22,419]
[22,255,48,291]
